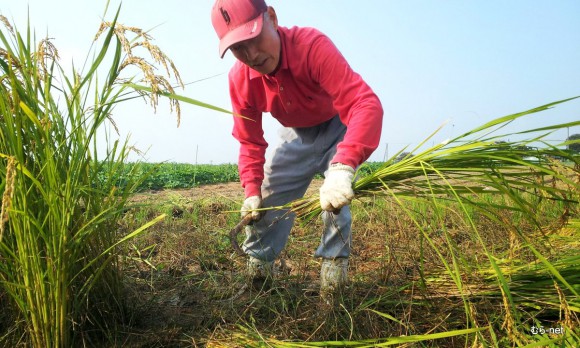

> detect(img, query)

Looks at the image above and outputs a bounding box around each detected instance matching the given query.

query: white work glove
[241,195,262,221]
[319,163,355,212]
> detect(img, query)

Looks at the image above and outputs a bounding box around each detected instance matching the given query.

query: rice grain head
[1,156,16,241]
[37,38,60,78]
[555,280,577,331]
[0,15,14,34]
[95,20,184,126]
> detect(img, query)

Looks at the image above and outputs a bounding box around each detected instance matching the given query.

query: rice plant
[288,98,579,222]
[0,7,183,347]
[228,98,580,346]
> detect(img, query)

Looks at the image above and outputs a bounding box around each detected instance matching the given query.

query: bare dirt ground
[130,181,243,204]
[131,180,323,203]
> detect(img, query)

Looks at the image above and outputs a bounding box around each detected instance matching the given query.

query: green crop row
[97,162,240,191]
[97,161,386,192]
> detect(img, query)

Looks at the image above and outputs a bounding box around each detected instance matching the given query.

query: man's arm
[308,34,384,168]
[308,33,383,211]
[229,72,268,198]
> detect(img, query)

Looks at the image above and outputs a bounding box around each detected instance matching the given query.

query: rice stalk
[282,98,579,231]
[0,6,193,347]
[217,324,485,347]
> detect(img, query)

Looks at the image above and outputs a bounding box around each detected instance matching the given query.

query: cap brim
[218,14,264,58]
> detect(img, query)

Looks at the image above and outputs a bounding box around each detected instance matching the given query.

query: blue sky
[2,0,579,164]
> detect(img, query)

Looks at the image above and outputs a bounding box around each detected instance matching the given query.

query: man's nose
[245,42,260,62]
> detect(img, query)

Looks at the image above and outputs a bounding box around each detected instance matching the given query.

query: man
[211,0,383,300]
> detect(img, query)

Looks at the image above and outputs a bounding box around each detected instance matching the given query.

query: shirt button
[287,102,291,106]
[280,86,284,91]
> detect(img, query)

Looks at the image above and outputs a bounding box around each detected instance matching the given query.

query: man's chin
[251,65,272,75]
[250,59,276,75]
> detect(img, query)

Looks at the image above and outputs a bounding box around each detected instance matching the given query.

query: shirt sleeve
[229,71,267,198]
[308,34,384,168]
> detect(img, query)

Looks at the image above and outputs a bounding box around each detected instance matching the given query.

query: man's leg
[314,115,352,302]
[314,209,352,259]
[243,126,322,270]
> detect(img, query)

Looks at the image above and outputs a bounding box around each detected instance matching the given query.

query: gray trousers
[243,115,352,262]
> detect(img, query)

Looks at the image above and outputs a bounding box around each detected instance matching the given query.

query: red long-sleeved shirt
[229,26,383,198]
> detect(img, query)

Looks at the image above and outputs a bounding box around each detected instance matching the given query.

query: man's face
[230,8,280,75]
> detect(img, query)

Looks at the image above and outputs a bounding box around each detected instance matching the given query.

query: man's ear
[266,6,278,30]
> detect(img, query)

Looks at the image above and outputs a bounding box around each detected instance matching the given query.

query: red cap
[211,0,268,58]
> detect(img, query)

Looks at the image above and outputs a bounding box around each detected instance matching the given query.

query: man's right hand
[241,195,262,220]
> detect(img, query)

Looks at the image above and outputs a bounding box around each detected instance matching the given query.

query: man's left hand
[319,163,355,212]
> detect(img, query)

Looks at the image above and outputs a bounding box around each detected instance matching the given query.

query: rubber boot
[247,256,275,290]
[320,258,348,304]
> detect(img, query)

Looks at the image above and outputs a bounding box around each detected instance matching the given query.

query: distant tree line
[568,134,580,153]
